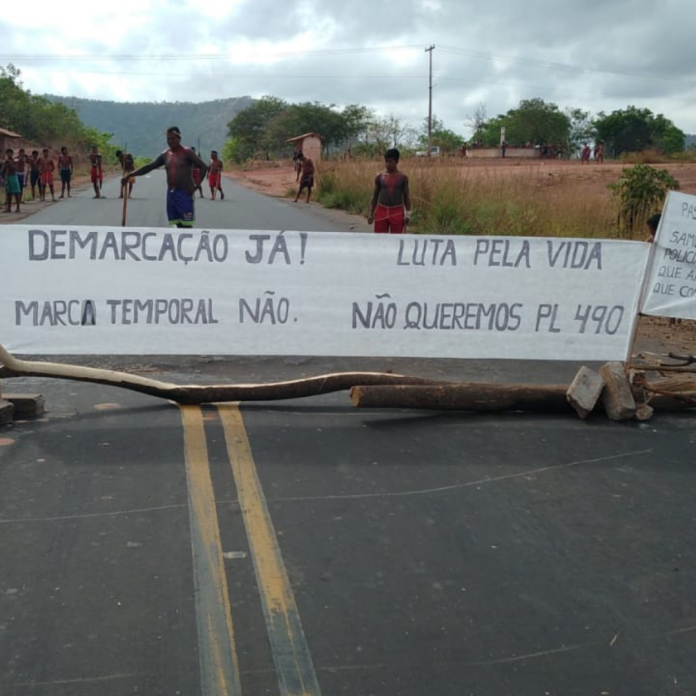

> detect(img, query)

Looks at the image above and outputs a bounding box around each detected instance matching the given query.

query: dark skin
[294,157,314,203]
[368,156,411,224]
[29,152,40,200]
[58,148,73,198]
[125,132,208,195]
[38,151,55,202]
[208,153,224,200]
[2,152,21,212]
[117,152,135,199]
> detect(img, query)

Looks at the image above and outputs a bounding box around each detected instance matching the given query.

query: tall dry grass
[317,158,622,239]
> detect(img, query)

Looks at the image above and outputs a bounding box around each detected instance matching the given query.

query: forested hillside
[45,95,253,156]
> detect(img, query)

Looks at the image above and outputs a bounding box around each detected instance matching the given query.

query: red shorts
[40,172,53,186]
[208,172,221,188]
[373,204,405,234]
[90,167,103,183]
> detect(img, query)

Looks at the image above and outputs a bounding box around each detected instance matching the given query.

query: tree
[227,96,288,160]
[477,115,506,147]
[503,98,570,147]
[464,102,487,140]
[594,106,685,156]
[0,64,32,134]
[565,107,595,157]
[475,99,570,148]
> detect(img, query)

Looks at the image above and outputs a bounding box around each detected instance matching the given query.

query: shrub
[608,164,679,238]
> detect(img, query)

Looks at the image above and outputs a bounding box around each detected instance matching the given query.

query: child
[2,148,21,213]
[368,148,411,233]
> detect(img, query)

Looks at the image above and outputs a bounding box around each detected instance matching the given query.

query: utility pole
[425,45,435,156]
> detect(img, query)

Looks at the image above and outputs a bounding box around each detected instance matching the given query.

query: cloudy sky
[3,0,696,137]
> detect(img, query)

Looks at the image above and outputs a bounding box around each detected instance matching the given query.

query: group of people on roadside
[2,131,226,221]
[1,146,72,213]
[580,142,605,164]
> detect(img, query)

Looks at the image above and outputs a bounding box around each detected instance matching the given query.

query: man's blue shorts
[166,189,194,227]
[60,169,71,184]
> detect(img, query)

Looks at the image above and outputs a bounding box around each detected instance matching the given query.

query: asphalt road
[1,174,696,696]
[16,170,372,233]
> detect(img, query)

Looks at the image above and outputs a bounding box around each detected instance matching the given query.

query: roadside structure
[0,126,22,153]
[286,132,323,162]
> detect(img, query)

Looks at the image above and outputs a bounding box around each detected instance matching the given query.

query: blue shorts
[166,189,194,227]
[60,169,72,184]
[17,173,25,189]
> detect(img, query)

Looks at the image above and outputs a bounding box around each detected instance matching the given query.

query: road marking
[181,405,242,696]
[218,403,322,696]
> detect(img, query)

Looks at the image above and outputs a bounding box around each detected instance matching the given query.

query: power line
[0,45,424,62]
[438,45,683,85]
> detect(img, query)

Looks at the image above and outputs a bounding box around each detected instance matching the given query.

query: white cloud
[2,0,696,135]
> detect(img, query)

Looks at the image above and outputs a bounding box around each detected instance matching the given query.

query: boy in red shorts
[208,150,224,200]
[89,145,103,197]
[368,148,411,233]
[38,148,56,202]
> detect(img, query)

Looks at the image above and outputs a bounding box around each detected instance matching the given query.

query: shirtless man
[28,150,40,200]
[208,150,224,200]
[2,148,21,213]
[124,126,208,228]
[38,148,56,202]
[89,146,103,198]
[368,148,411,233]
[15,148,28,202]
[294,156,315,203]
[58,146,74,198]
[116,150,136,199]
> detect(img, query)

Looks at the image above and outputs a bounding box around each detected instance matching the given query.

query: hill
[686,134,696,148]
[44,95,254,156]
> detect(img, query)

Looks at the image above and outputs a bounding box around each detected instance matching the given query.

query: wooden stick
[350,383,572,412]
[0,343,443,405]
[121,183,128,226]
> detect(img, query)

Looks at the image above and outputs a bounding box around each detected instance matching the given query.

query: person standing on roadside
[38,148,56,202]
[15,148,28,202]
[2,148,21,213]
[58,146,73,198]
[28,150,41,200]
[89,145,103,198]
[368,148,411,233]
[190,147,205,198]
[207,150,224,200]
[124,126,208,228]
[294,155,315,203]
[116,150,136,199]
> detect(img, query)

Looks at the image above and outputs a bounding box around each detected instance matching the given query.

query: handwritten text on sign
[641,190,696,320]
[0,226,649,359]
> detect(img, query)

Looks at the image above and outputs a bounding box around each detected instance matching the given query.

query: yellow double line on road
[181,404,321,696]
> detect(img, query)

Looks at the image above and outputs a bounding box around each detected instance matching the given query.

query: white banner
[641,190,696,320]
[0,226,649,359]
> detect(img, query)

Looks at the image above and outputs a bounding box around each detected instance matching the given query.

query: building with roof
[0,126,22,153]
[286,132,323,162]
